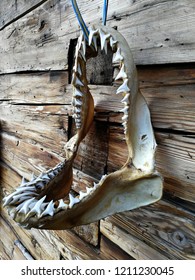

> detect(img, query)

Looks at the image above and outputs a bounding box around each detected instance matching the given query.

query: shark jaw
[3,25,163,230]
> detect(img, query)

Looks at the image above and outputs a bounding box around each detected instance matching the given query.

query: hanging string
[102,0,109,26]
[70,0,89,41]
[70,0,109,41]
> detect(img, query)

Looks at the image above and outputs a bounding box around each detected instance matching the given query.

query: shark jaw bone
[3,25,163,230]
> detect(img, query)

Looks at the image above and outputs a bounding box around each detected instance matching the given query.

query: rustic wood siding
[0,0,195,260]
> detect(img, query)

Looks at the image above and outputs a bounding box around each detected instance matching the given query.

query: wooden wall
[0,0,195,260]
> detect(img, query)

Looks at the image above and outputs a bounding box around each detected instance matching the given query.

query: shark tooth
[86,187,93,195]
[121,93,130,104]
[110,37,118,49]
[122,114,128,121]
[77,63,82,76]
[48,171,56,179]
[81,41,86,56]
[73,98,82,107]
[72,74,84,87]
[3,193,16,206]
[120,106,129,114]
[73,88,83,98]
[93,182,98,189]
[78,190,88,200]
[15,185,36,194]
[28,196,46,217]
[92,35,98,51]
[41,173,50,180]
[69,194,80,208]
[19,177,28,187]
[99,174,107,184]
[74,107,81,113]
[73,113,81,120]
[36,181,45,189]
[57,199,68,210]
[99,29,110,54]
[115,64,127,80]
[113,47,123,63]
[41,201,55,217]
[11,194,33,205]
[116,79,130,94]
[88,27,98,45]
[78,33,84,49]
[122,122,127,128]
[17,198,35,215]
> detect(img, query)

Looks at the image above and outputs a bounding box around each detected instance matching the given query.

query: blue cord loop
[70,0,109,42]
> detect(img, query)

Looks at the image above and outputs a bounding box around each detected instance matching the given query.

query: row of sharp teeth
[4,171,108,221]
[72,27,130,133]
[3,162,64,207]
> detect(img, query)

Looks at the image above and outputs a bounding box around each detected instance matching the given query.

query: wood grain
[101,219,169,260]
[101,200,195,260]
[1,0,195,74]
[0,0,47,30]
[100,235,134,260]
[0,216,29,260]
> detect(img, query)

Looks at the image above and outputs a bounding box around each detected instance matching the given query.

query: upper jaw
[3,25,163,230]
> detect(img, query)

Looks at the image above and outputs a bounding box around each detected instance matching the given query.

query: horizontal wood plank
[0,216,29,260]
[0,0,47,30]
[1,0,195,74]
[100,235,134,260]
[100,200,195,260]
[1,70,195,133]
[101,219,169,260]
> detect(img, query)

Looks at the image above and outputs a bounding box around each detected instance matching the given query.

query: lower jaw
[11,167,163,230]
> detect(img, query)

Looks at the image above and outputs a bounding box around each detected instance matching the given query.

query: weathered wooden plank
[1,73,195,133]
[138,64,195,88]
[49,230,101,260]
[1,0,195,74]
[0,0,47,30]
[2,65,195,103]
[0,104,69,172]
[100,219,169,260]
[73,121,109,180]
[100,235,134,260]
[0,71,69,103]
[1,211,61,259]
[101,200,195,260]
[108,126,195,203]
[0,216,29,260]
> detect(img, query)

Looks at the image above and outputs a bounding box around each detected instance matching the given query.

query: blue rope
[70,0,89,41]
[102,0,109,25]
[70,0,109,41]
